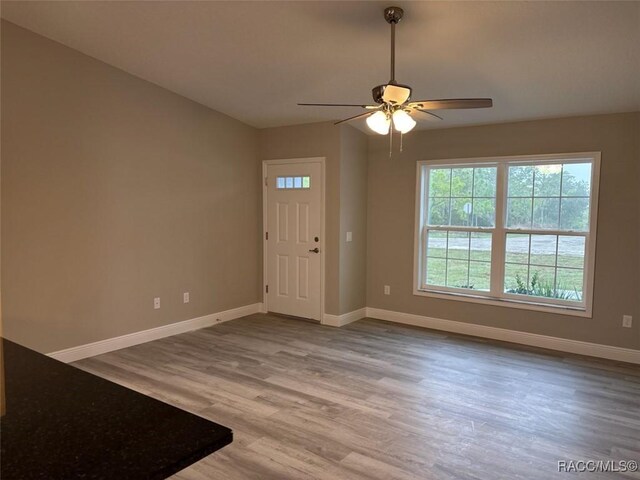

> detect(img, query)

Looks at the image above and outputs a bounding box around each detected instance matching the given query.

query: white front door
[265,161,322,320]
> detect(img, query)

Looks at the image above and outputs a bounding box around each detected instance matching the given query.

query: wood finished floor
[74,314,640,480]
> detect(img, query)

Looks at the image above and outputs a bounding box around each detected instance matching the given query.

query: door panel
[277,203,288,242]
[297,203,309,243]
[277,254,289,296]
[266,162,322,320]
[297,256,309,299]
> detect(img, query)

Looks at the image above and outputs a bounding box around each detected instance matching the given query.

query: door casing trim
[262,157,326,322]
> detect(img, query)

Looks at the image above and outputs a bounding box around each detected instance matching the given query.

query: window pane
[506,198,532,228]
[426,257,446,286]
[450,198,473,226]
[473,167,497,197]
[532,198,560,229]
[530,235,557,266]
[562,163,591,197]
[506,234,529,264]
[508,166,534,197]
[429,169,451,197]
[426,230,447,258]
[503,232,586,302]
[504,263,529,294]
[277,176,310,189]
[533,164,562,197]
[446,259,469,288]
[556,268,583,301]
[427,198,450,226]
[451,168,473,197]
[527,266,556,298]
[427,166,496,228]
[468,261,491,291]
[472,198,495,227]
[560,198,590,231]
[557,236,585,268]
[447,232,470,260]
[470,232,492,261]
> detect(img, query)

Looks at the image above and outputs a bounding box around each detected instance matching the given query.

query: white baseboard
[47,302,639,365]
[365,307,640,364]
[48,303,263,363]
[322,307,367,327]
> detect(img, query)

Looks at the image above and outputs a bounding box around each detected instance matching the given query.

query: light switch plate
[154,297,160,309]
[622,315,632,328]
[346,231,352,242]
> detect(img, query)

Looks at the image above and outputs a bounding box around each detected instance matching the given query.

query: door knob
[308,247,320,253]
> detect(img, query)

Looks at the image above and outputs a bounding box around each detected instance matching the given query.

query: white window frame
[413,152,600,317]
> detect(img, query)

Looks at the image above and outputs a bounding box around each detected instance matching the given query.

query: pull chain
[400,131,404,152]
[389,128,393,158]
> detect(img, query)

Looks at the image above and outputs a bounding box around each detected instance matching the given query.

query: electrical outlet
[622,315,632,328]
[183,292,190,304]
[154,297,161,309]
[346,231,353,242]
[384,285,391,295]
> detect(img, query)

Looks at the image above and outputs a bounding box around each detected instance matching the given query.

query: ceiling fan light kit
[366,111,391,135]
[392,109,416,133]
[298,5,493,149]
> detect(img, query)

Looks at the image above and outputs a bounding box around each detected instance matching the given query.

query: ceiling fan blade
[334,111,374,125]
[298,103,375,108]
[413,109,443,121]
[408,98,493,110]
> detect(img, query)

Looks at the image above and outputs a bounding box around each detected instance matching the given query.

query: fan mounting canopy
[383,6,404,24]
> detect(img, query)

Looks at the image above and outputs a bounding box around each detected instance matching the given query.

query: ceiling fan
[298,6,493,136]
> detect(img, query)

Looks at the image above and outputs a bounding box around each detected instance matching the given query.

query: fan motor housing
[372,83,412,105]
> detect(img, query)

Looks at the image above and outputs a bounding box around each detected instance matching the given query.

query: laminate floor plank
[73,314,640,479]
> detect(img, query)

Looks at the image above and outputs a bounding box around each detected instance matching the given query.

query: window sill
[413,288,591,318]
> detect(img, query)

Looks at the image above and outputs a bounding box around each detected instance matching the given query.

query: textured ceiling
[2,1,639,131]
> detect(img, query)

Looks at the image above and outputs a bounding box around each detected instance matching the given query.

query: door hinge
[265,232,268,240]
[264,177,268,186]
[265,285,269,294]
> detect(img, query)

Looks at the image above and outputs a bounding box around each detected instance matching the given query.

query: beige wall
[1,21,261,353]
[367,112,640,350]
[339,126,368,314]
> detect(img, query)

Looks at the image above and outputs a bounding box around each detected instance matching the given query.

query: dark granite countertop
[0,338,232,479]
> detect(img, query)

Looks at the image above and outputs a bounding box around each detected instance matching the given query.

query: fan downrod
[383,6,404,24]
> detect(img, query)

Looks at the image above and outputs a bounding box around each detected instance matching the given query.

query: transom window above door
[414,153,600,316]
